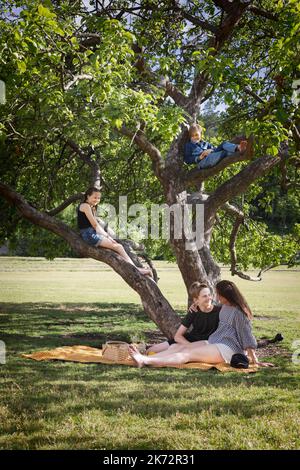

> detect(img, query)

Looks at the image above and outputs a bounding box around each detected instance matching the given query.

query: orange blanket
[22,345,258,373]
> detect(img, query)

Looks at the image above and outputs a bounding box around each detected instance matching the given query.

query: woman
[129,280,274,367]
[78,187,152,277]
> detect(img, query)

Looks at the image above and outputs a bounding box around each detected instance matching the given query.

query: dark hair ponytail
[216,280,253,320]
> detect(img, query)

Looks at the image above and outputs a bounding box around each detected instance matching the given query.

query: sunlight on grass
[0,257,299,450]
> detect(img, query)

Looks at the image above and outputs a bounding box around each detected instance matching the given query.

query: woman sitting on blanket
[129,280,274,368]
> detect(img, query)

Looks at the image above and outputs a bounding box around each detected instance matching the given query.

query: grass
[0,257,299,450]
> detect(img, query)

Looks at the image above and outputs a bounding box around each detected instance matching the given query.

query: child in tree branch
[77,187,152,277]
[184,123,251,169]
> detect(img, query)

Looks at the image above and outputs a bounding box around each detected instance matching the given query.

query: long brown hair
[83,187,101,214]
[216,280,253,320]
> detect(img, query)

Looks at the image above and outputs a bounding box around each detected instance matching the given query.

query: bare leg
[146,342,188,358]
[97,238,152,276]
[147,341,170,354]
[129,344,223,367]
[147,340,208,358]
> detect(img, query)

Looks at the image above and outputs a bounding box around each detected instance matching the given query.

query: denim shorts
[80,227,104,246]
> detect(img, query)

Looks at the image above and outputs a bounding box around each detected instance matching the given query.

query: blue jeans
[198,141,237,169]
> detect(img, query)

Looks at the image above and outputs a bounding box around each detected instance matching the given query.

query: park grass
[0,257,299,450]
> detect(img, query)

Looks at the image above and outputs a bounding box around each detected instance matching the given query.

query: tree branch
[188,0,251,117]
[222,201,245,219]
[161,78,192,111]
[131,43,191,112]
[66,139,101,188]
[212,0,237,14]
[46,192,84,216]
[0,181,180,337]
[248,6,279,21]
[229,214,277,281]
[242,85,266,104]
[207,153,281,216]
[65,74,93,91]
[229,215,261,281]
[178,9,218,34]
[184,149,252,186]
[119,125,165,180]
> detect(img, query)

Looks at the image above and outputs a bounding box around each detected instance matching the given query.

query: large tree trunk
[167,195,220,293]
[162,143,220,296]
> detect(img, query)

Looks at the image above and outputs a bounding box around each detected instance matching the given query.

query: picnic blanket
[22,345,258,373]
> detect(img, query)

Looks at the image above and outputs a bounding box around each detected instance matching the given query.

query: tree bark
[0,182,181,338]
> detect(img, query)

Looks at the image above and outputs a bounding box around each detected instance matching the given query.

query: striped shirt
[208,305,257,353]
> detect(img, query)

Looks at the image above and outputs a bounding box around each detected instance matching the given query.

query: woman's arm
[246,348,258,364]
[235,310,257,350]
[246,348,275,367]
[80,204,107,236]
[234,310,275,367]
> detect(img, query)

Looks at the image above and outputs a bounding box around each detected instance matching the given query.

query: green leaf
[17,61,26,73]
[114,118,123,129]
[37,4,56,19]
[14,30,21,41]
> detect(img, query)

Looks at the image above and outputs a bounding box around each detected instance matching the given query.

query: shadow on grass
[1,300,298,429]
[1,354,299,451]
[2,355,299,428]
[0,301,154,322]
[0,301,160,348]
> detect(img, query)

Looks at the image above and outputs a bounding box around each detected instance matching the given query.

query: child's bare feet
[138,267,155,281]
[128,345,145,368]
[138,267,150,275]
[238,136,254,157]
[238,140,248,153]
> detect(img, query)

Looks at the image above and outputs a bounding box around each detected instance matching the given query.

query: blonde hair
[189,281,209,299]
[188,123,202,137]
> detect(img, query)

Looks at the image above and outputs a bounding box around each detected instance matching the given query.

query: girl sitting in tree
[77,187,152,277]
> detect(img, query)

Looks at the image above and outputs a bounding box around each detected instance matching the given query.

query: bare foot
[138,267,152,276]
[128,345,145,368]
[138,267,156,282]
[239,136,254,157]
[238,140,248,153]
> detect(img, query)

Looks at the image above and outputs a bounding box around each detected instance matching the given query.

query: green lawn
[0,257,299,450]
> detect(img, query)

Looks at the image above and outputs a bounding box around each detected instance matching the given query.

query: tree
[0,0,299,337]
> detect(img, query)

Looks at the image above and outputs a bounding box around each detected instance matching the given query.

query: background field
[0,257,299,450]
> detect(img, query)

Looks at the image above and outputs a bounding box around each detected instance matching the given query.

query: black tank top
[77,205,93,229]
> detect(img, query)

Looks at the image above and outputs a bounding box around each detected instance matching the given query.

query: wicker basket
[102,341,130,362]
